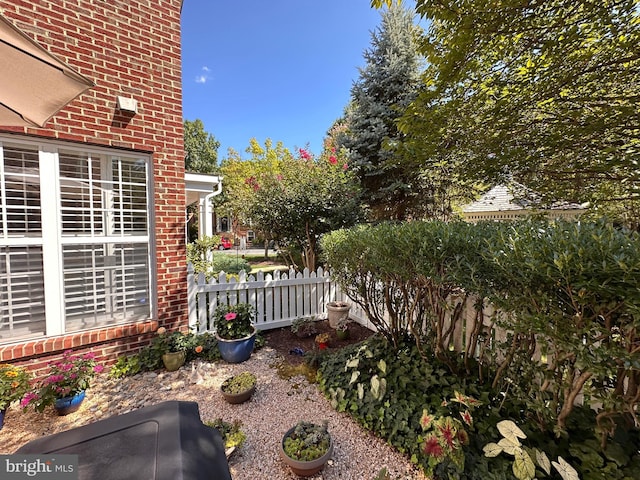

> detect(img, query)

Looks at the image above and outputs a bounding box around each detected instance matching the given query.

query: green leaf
[345,358,360,370]
[498,437,521,456]
[371,375,381,399]
[349,370,360,385]
[378,359,387,374]
[535,448,551,475]
[513,449,536,480]
[483,442,503,458]
[497,420,527,443]
[552,456,580,480]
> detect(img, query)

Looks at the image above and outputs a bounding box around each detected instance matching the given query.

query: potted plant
[290,316,318,338]
[213,303,257,363]
[279,420,333,477]
[326,301,351,329]
[0,363,32,430]
[205,418,247,458]
[22,350,103,415]
[220,371,257,404]
[315,332,330,350]
[154,327,191,371]
[335,317,351,340]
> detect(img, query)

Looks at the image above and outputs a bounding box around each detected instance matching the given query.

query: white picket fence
[187,265,370,334]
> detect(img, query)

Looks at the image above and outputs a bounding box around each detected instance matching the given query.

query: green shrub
[322,219,640,440]
[205,418,247,450]
[211,255,251,275]
[109,331,220,378]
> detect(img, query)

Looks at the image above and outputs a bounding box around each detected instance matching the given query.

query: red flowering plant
[213,303,256,340]
[22,350,104,413]
[418,391,481,476]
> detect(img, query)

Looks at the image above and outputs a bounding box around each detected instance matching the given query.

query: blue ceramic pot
[54,390,86,416]
[216,326,257,363]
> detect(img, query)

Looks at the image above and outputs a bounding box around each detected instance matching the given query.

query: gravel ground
[0,347,427,480]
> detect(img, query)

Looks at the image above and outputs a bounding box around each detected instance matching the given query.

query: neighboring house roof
[462,184,585,221]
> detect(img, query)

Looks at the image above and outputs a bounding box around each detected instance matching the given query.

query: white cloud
[195,66,211,84]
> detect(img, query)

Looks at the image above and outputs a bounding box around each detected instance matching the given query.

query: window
[0,137,153,342]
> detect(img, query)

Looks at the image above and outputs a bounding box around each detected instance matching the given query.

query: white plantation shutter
[0,138,152,342]
[0,144,45,339]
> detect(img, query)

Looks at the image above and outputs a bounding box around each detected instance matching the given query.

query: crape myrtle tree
[373,0,640,227]
[215,139,292,256]
[338,3,425,221]
[247,134,365,272]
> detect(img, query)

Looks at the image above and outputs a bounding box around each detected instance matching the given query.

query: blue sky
[180,1,389,158]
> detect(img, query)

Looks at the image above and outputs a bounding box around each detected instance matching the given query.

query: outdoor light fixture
[116,95,138,114]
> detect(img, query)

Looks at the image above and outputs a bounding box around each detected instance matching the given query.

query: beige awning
[0,14,94,128]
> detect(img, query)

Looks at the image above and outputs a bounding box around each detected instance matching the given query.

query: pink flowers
[245,176,260,191]
[21,349,102,412]
[225,312,237,321]
[299,148,312,160]
[20,391,38,408]
[329,156,338,165]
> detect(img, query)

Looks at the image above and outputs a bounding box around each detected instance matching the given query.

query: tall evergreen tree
[338,3,423,220]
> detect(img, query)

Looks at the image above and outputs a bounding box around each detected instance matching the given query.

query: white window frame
[0,135,155,343]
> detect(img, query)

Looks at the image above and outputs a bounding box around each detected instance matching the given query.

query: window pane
[113,158,148,235]
[0,246,46,340]
[59,151,103,235]
[0,145,42,237]
[63,242,150,332]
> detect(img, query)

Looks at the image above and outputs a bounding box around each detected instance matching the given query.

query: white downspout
[202,178,223,238]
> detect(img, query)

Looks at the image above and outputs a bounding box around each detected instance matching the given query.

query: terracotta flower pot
[279,426,333,477]
[220,372,257,404]
[326,301,351,329]
[162,351,186,371]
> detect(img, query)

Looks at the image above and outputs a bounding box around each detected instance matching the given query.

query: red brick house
[0,1,187,373]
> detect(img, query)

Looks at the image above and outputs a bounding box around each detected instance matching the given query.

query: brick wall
[0,0,186,372]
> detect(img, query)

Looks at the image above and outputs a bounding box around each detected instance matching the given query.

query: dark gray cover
[17,400,232,480]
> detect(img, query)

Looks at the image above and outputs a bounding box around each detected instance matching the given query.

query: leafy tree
[184,119,220,174]
[215,139,293,254]
[247,145,364,271]
[338,3,424,220]
[374,0,640,226]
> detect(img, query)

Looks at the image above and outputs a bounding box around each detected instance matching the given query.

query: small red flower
[224,312,237,321]
[299,148,311,160]
[329,156,338,165]
[195,345,204,353]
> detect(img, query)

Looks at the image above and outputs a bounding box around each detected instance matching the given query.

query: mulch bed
[261,319,375,366]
